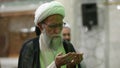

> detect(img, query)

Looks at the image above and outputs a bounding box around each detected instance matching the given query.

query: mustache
[42,28,62,38]
[51,34,61,38]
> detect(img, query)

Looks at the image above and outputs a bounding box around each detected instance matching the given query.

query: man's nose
[53,28,61,34]
[65,35,70,39]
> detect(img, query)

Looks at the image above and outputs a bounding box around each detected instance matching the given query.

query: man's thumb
[57,52,63,56]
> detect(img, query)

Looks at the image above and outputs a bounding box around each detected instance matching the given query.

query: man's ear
[37,23,44,31]
[42,24,45,28]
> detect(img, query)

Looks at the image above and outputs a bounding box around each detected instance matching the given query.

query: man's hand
[67,52,83,68]
[55,52,83,68]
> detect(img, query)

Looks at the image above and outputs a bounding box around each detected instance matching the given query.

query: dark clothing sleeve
[63,40,81,68]
[18,37,40,68]
[18,39,35,68]
[63,40,76,53]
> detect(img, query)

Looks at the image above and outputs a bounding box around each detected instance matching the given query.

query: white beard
[39,29,64,68]
[50,35,62,50]
[41,29,62,50]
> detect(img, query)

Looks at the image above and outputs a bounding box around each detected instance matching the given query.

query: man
[62,22,71,42]
[18,1,83,68]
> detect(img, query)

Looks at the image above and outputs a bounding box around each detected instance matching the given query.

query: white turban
[63,22,70,28]
[34,1,65,26]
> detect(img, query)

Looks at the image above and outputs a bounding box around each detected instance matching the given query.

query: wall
[0,10,36,57]
[109,3,120,68]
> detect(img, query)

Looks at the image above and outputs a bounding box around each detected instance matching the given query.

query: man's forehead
[46,14,63,20]
[44,15,63,24]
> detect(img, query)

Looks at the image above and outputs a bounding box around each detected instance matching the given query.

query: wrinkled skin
[55,52,83,68]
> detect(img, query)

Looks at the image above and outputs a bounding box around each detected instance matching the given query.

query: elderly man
[18,1,83,68]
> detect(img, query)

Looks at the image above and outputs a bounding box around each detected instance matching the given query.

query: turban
[34,1,65,26]
[63,22,70,28]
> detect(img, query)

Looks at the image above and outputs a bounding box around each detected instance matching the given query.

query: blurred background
[0,0,120,68]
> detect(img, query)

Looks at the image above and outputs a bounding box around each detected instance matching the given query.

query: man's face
[41,14,63,48]
[62,27,71,42]
[43,14,63,37]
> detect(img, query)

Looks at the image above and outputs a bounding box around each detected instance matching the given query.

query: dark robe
[18,37,81,68]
